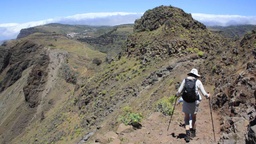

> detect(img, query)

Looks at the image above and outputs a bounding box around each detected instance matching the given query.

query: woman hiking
[175,68,210,142]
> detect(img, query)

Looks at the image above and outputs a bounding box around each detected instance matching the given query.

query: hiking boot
[190,128,196,138]
[185,130,190,142]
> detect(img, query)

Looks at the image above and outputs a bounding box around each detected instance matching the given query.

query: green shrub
[155,96,176,115]
[99,90,107,95]
[197,51,204,57]
[211,65,217,73]
[186,48,204,57]
[193,48,199,53]
[118,106,143,126]
[187,48,194,53]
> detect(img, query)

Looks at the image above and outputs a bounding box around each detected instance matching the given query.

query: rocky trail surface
[92,96,221,144]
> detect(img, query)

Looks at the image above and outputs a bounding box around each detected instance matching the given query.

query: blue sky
[0,0,256,40]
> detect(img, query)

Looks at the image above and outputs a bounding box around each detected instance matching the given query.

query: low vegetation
[155,96,176,116]
[118,106,143,127]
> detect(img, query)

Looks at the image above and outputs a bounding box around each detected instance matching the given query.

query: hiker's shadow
[170,132,186,139]
[177,133,186,139]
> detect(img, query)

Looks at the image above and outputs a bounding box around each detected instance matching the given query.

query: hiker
[177,96,201,128]
[175,68,210,142]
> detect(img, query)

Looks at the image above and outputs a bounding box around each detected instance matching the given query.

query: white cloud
[59,12,142,25]
[0,12,256,41]
[192,13,256,26]
[0,12,142,41]
[0,19,55,41]
[64,12,141,20]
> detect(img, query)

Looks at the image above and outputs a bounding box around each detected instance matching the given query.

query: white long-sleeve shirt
[177,76,209,99]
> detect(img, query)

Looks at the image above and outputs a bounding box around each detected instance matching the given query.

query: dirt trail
[100,97,220,144]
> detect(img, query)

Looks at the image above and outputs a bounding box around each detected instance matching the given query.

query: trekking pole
[209,97,216,142]
[167,96,178,131]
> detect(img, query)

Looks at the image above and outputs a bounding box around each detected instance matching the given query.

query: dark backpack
[182,78,199,103]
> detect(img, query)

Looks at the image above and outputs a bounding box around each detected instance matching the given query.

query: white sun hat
[188,68,201,77]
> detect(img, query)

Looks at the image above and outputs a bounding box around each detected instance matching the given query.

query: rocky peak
[125,5,218,62]
[134,5,206,32]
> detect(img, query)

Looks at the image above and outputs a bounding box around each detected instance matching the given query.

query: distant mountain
[208,24,256,39]
[17,23,114,39]
[77,24,133,57]
[17,23,134,58]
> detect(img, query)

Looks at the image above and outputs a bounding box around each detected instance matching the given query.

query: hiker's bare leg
[184,113,190,141]
[192,114,196,129]
[190,114,197,137]
[184,113,190,130]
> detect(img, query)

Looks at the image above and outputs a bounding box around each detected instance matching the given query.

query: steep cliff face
[0,47,11,73]
[17,27,47,39]
[0,40,50,143]
[0,40,48,92]
[23,54,49,108]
